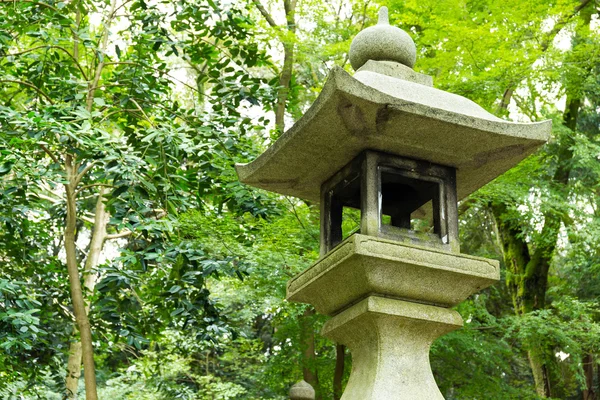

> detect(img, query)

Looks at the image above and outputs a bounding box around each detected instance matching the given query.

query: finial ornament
[378,6,389,24]
[289,380,315,400]
[349,6,417,70]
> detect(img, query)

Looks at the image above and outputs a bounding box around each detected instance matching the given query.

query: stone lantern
[237,7,551,399]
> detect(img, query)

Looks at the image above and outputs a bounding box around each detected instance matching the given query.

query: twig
[0,0,59,12]
[128,97,153,126]
[7,45,89,80]
[251,0,278,27]
[105,229,133,240]
[0,79,54,103]
[40,143,60,164]
[79,215,95,224]
[104,61,209,97]
[285,197,318,241]
[75,161,98,185]
[75,183,114,196]
[98,108,139,123]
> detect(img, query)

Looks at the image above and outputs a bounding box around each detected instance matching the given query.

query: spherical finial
[289,380,315,400]
[349,6,417,70]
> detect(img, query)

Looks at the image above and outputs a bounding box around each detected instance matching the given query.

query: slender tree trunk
[274,0,297,133]
[583,354,595,400]
[527,352,550,397]
[493,202,552,396]
[597,362,600,400]
[250,0,297,132]
[64,156,98,400]
[65,188,108,398]
[66,341,83,398]
[333,344,345,400]
[300,307,321,400]
[494,89,577,396]
[64,0,116,393]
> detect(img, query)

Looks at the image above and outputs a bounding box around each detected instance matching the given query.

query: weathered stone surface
[235,66,551,204]
[289,380,315,400]
[349,7,417,70]
[287,234,499,316]
[322,296,462,399]
[356,60,433,86]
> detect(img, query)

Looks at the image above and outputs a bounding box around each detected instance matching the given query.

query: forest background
[1,0,600,399]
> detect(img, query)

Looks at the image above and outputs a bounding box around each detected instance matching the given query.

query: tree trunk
[65,188,108,399]
[333,344,345,400]
[250,0,297,133]
[274,0,297,133]
[300,307,321,400]
[527,352,550,397]
[493,202,552,396]
[583,354,595,400]
[64,156,98,400]
[66,341,82,398]
[597,363,600,399]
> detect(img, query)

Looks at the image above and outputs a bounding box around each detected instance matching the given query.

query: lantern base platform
[286,234,499,316]
[322,296,462,400]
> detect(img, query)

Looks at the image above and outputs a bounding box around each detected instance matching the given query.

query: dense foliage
[1,0,600,399]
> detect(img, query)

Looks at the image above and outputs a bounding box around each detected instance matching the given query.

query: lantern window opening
[320,150,460,255]
[320,158,363,254]
[377,165,447,243]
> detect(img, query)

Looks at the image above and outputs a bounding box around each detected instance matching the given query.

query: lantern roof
[236,8,551,203]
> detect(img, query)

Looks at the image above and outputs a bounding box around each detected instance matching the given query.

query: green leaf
[111,186,129,198]
[0,161,13,176]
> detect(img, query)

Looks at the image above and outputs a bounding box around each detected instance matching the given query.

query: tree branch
[128,97,154,125]
[273,0,297,132]
[540,0,593,52]
[75,183,114,196]
[496,0,593,113]
[285,197,318,241]
[79,215,96,224]
[98,108,139,123]
[0,0,59,12]
[86,0,117,111]
[29,191,62,204]
[251,0,278,27]
[75,161,99,185]
[0,79,54,103]
[7,45,89,81]
[105,229,133,240]
[104,62,206,97]
[40,143,60,164]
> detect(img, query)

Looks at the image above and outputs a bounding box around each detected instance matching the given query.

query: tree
[0,0,275,397]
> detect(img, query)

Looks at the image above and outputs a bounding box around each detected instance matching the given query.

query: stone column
[322,297,462,399]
